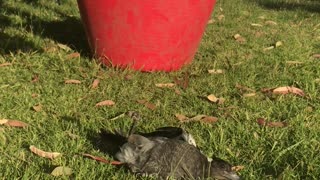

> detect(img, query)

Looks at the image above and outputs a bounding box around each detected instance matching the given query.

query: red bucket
[77,0,216,71]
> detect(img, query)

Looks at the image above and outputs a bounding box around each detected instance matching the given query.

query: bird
[116,134,240,180]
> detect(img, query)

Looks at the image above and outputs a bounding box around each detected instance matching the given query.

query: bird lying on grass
[116,134,240,180]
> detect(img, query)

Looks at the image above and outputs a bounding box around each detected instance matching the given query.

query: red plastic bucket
[77,0,216,71]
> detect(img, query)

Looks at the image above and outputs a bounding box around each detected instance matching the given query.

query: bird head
[209,157,240,180]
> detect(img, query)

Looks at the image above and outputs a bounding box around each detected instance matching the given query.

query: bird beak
[223,171,241,180]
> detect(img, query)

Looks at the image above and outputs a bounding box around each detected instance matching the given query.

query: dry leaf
[272,86,305,96]
[232,165,245,172]
[257,118,288,127]
[286,61,303,65]
[174,73,189,89]
[207,94,219,103]
[175,88,181,95]
[155,83,175,88]
[57,43,71,51]
[91,79,100,89]
[267,121,288,127]
[313,54,320,58]
[233,34,246,43]
[201,116,218,123]
[175,114,188,121]
[29,145,61,159]
[82,153,123,165]
[31,93,39,98]
[95,100,115,107]
[0,62,12,67]
[66,52,80,59]
[137,100,156,110]
[263,46,275,51]
[217,14,225,21]
[243,93,256,97]
[33,104,42,112]
[64,79,81,84]
[265,20,277,25]
[251,23,263,27]
[275,41,283,47]
[0,119,28,128]
[31,74,39,83]
[208,69,224,74]
[207,19,215,24]
[190,115,218,124]
[51,166,73,176]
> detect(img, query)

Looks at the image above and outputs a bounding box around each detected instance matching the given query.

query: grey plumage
[116,134,240,180]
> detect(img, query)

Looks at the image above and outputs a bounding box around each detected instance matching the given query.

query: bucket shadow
[0,1,91,56]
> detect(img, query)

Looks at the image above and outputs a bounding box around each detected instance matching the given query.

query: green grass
[1,0,320,179]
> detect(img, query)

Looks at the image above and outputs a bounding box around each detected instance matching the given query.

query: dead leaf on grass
[137,100,156,110]
[51,166,73,176]
[217,14,225,21]
[243,93,256,97]
[257,118,288,127]
[29,145,61,159]
[91,79,100,89]
[232,165,245,172]
[312,54,320,59]
[64,79,81,84]
[233,34,246,43]
[0,119,28,128]
[32,104,42,112]
[31,75,39,83]
[57,43,72,51]
[207,94,219,103]
[272,86,305,96]
[95,100,115,107]
[155,83,175,88]
[175,114,188,121]
[207,19,215,24]
[31,93,39,98]
[66,52,80,60]
[208,69,224,74]
[190,115,218,123]
[82,153,123,165]
[265,20,277,26]
[286,61,304,65]
[263,46,275,51]
[174,73,189,89]
[251,23,263,27]
[275,41,283,47]
[0,62,12,67]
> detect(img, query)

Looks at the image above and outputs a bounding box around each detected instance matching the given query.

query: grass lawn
[0,0,319,179]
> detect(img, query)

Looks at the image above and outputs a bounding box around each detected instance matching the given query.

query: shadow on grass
[253,0,320,13]
[0,1,90,56]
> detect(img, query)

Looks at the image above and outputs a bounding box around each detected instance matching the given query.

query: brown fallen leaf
[174,72,189,89]
[95,100,115,107]
[207,19,215,24]
[272,86,305,96]
[32,104,42,112]
[233,34,246,43]
[263,46,275,51]
[251,23,263,27]
[232,165,245,172]
[0,62,12,67]
[29,145,61,159]
[82,153,123,165]
[137,100,156,110]
[208,69,224,74]
[265,20,277,26]
[155,83,175,88]
[217,14,225,21]
[66,52,80,60]
[0,119,28,128]
[91,79,100,89]
[313,54,320,58]
[207,94,219,103]
[64,79,81,84]
[190,115,218,124]
[175,114,189,122]
[51,166,73,176]
[31,93,39,98]
[243,93,256,97]
[31,75,39,83]
[257,118,288,127]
